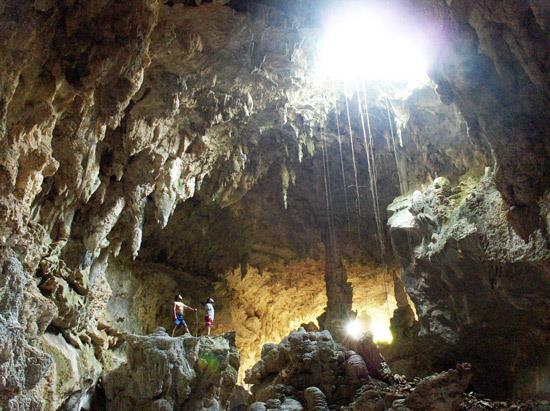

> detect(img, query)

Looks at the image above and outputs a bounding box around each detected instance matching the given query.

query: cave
[0,0,548,410]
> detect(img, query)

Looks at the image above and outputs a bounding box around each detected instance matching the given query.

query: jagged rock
[39,276,84,330]
[281,397,304,410]
[388,176,549,397]
[343,336,393,383]
[103,329,240,410]
[229,385,251,411]
[425,0,550,237]
[0,255,56,409]
[392,363,472,411]
[246,329,373,408]
[348,389,386,411]
[389,306,418,342]
[317,240,354,342]
[249,402,267,411]
[0,0,548,406]
[246,329,479,411]
[300,322,320,333]
[40,332,102,410]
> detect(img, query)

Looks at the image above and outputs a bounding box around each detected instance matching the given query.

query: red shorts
[204,316,214,327]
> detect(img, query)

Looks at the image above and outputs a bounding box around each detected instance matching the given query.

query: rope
[320,126,334,240]
[355,83,392,320]
[331,86,351,231]
[345,94,362,242]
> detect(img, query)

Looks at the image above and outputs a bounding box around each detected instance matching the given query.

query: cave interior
[0,0,549,410]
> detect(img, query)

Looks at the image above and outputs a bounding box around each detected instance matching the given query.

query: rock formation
[103,329,239,410]
[0,0,548,408]
[244,329,364,407]
[104,258,397,384]
[388,175,549,398]
[245,328,477,410]
[423,0,550,238]
[317,237,355,342]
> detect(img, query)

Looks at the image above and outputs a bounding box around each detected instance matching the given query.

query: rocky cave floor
[99,327,550,411]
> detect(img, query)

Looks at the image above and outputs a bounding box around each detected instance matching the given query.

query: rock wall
[422,0,550,237]
[0,2,324,407]
[388,175,549,398]
[0,255,55,409]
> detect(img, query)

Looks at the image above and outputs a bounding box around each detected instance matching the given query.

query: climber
[172,294,197,337]
[204,297,215,336]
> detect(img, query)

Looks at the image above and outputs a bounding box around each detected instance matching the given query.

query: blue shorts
[174,314,187,327]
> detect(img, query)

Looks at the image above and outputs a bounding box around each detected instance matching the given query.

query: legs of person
[204,316,213,336]
[173,314,183,337]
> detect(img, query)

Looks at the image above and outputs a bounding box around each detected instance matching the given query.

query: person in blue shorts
[172,294,197,337]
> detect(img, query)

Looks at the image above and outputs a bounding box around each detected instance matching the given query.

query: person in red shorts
[204,297,215,336]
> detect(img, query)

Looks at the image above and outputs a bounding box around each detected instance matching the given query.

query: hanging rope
[345,93,362,242]
[355,82,392,320]
[320,126,335,240]
[331,87,351,231]
[355,82,384,256]
[385,96,416,308]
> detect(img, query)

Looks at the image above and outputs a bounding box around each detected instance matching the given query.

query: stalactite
[281,163,290,209]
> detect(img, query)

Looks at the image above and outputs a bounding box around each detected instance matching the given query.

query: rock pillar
[317,231,355,341]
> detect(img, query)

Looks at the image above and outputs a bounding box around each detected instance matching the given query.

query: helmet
[207,297,214,303]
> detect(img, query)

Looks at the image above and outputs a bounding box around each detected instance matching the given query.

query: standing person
[172,294,197,337]
[204,297,215,336]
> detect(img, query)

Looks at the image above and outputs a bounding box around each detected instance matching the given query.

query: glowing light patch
[316,4,430,85]
[345,319,364,340]
[370,321,393,344]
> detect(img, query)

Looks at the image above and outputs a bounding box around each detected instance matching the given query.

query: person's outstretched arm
[184,304,197,311]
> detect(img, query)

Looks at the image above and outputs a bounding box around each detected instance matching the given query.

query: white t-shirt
[205,303,214,320]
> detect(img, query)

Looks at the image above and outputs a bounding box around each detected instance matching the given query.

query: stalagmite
[318,126,354,341]
[317,238,354,341]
